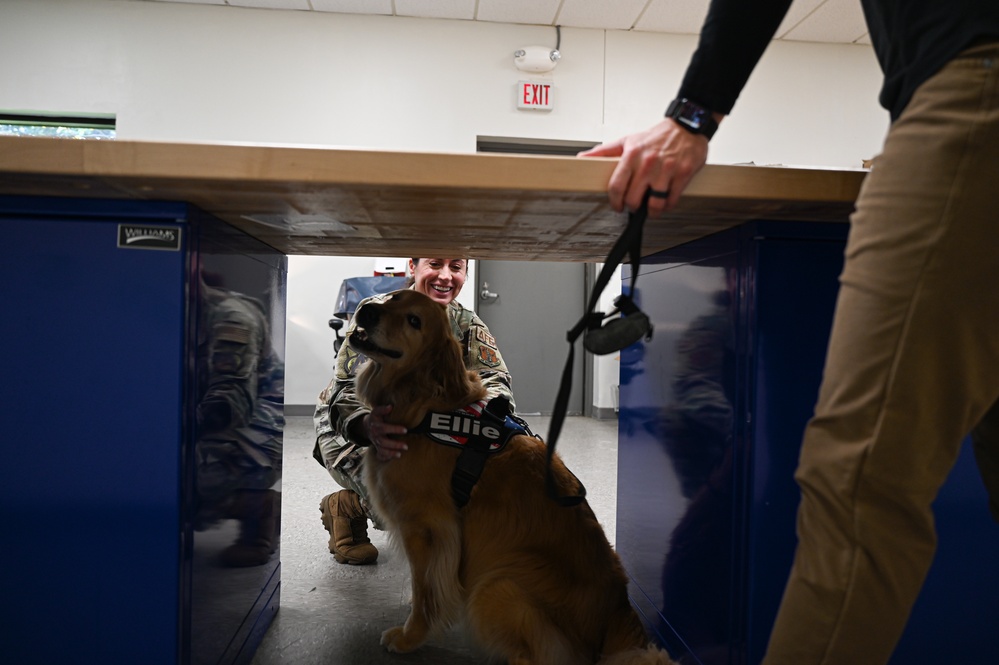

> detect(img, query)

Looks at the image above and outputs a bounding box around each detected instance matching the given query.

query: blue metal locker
[0,196,285,664]
[617,221,999,664]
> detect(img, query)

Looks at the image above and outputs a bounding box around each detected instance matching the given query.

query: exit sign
[517,80,553,110]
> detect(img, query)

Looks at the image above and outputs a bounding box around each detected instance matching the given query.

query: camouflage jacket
[197,284,284,467]
[313,290,515,470]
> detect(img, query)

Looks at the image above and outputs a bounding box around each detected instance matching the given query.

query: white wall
[0,0,889,409]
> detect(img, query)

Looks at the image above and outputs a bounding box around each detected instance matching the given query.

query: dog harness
[413,396,536,508]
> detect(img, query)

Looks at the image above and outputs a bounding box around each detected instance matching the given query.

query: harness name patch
[430,412,502,445]
[419,399,521,452]
[419,396,532,508]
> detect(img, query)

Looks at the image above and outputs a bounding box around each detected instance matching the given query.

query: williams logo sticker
[117,225,182,251]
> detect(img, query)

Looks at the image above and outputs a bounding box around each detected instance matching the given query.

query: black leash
[544,192,654,507]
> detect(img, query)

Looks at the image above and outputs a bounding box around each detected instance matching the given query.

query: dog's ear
[431,335,478,403]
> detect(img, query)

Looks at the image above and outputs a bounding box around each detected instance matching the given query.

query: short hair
[412,258,468,271]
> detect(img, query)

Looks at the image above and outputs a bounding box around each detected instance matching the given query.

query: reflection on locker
[616,221,999,664]
[1,196,286,664]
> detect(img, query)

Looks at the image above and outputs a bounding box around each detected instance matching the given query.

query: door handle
[480,281,499,302]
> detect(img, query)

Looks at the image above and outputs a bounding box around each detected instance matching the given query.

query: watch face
[668,98,716,138]
[679,101,708,130]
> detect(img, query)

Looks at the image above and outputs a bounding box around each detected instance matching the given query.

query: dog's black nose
[356,303,380,329]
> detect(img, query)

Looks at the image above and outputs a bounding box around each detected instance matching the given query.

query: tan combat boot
[319,490,378,565]
[220,489,279,568]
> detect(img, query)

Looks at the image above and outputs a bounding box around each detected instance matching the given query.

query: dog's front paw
[380,625,422,653]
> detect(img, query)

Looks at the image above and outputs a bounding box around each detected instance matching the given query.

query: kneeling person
[312,257,516,564]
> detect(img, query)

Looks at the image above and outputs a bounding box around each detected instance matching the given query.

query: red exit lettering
[517,81,553,110]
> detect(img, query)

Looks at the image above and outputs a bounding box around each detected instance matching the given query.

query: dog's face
[348,289,482,414]
[348,289,453,369]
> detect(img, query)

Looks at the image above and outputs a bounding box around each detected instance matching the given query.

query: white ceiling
[138,0,872,45]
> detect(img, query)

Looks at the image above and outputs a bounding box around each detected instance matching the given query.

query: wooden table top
[0,136,865,262]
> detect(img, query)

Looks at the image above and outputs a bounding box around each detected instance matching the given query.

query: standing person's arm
[580,0,794,216]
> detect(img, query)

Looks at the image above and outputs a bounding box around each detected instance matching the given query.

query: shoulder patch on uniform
[478,345,501,367]
[475,327,497,348]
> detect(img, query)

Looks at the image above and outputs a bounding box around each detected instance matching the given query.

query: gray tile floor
[251,414,619,665]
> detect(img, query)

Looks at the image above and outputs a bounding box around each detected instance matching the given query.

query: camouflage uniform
[663,290,734,499]
[196,283,284,527]
[313,289,514,528]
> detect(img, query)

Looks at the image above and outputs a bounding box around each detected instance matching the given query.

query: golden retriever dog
[349,289,676,665]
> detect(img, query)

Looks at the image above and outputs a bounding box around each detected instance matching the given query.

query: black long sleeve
[861,0,999,119]
[678,0,794,115]
[678,0,999,121]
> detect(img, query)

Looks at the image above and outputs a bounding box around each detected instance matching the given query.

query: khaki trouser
[764,42,999,664]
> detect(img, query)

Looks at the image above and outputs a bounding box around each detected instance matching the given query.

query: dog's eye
[407,314,422,330]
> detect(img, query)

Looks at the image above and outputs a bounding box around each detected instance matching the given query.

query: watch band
[665,98,718,140]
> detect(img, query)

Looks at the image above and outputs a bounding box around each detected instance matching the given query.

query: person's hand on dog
[578,117,712,217]
[363,404,408,461]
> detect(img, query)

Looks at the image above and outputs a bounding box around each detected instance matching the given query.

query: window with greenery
[0,112,116,140]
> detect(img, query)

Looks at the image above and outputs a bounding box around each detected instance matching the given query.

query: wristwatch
[665,98,718,140]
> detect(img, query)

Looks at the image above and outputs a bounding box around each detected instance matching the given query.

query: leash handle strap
[545,194,650,507]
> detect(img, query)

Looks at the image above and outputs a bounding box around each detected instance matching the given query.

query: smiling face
[410,258,467,305]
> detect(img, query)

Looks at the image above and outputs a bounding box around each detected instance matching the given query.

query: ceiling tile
[774,0,827,39]
[781,0,868,43]
[229,0,310,9]
[396,0,476,20]
[311,0,393,15]
[143,0,227,5]
[477,0,561,27]
[635,0,710,35]
[557,0,649,31]
[128,0,874,44]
